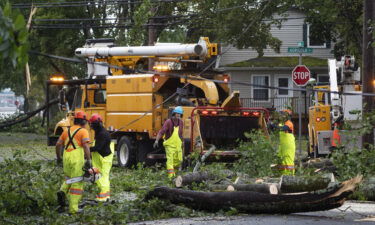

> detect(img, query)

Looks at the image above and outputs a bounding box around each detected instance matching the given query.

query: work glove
[153,140,159,149]
[84,160,92,170]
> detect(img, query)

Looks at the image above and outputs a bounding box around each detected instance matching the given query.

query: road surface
[130,201,375,225]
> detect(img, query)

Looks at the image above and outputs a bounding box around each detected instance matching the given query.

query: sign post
[287,43,313,65]
[292,65,311,163]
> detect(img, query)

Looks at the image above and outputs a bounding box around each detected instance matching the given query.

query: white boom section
[328,59,340,105]
[328,59,341,122]
[76,43,206,58]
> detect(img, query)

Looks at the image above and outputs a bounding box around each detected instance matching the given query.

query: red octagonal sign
[292,65,310,86]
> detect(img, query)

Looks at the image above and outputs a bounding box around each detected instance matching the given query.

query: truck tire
[117,136,136,168]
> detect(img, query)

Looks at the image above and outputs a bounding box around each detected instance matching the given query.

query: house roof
[223,56,328,68]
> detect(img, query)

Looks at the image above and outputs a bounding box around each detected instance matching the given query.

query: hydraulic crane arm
[328,59,341,122]
[75,37,216,59]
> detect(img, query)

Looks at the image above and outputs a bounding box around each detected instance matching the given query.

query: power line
[13,0,185,8]
[31,16,308,23]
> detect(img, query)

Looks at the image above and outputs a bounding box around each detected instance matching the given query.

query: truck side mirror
[59,89,67,111]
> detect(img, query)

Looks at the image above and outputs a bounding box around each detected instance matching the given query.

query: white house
[220,9,335,114]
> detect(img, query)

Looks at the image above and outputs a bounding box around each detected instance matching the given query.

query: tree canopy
[0,0,369,100]
[0,2,29,95]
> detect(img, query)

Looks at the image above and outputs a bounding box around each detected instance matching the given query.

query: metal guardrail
[240,96,311,115]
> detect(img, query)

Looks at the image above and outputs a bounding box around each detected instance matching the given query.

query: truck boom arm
[328,59,341,122]
[75,37,214,59]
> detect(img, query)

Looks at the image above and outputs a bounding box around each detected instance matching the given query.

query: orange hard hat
[89,114,103,123]
[75,111,87,120]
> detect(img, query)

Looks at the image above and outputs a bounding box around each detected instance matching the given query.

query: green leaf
[14,14,26,31]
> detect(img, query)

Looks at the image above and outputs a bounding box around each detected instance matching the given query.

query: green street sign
[298,41,304,47]
[288,47,313,54]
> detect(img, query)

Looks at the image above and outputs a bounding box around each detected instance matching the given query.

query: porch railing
[240,96,311,115]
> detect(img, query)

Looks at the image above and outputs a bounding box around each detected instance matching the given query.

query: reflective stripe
[82,138,90,142]
[65,176,70,180]
[278,165,295,170]
[69,188,83,195]
[96,192,110,199]
[167,169,175,174]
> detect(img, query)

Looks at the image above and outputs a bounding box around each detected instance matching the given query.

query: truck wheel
[117,136,136,168]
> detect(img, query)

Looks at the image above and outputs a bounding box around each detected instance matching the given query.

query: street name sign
[288,47,313,53]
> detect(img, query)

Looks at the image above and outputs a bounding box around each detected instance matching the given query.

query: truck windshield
[72,89,83,110]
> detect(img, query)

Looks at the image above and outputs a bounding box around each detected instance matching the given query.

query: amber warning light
[50,75,64,82]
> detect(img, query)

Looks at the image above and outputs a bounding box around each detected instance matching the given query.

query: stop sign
[292,65,310,86]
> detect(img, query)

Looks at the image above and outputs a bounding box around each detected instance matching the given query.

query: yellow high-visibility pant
[60,147,85,214]
[163,126,182,178]
[165,146,182,178]
[92,142,114,202]
[278,131,296,175]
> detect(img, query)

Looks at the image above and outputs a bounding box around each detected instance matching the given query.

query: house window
[307,24,326,48]
[278,78,289,95]
[252,75,269,101]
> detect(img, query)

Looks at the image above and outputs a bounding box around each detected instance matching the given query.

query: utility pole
[363,0,375,146]
[148,7,157,71]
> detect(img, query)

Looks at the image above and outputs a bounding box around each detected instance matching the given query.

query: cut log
[208,184,231,192]
[227,183,279,195]
[280,175,331,193]
[234,174,280,185]
[175,171,216,188]
[302,158,334,168]
[302,159,337,173]
[145,176,362,214]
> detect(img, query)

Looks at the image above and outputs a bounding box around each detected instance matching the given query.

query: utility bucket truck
[46,37,269,167]
[308,56,362,157]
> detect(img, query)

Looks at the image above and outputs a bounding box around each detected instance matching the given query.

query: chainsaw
[65,167,101,184]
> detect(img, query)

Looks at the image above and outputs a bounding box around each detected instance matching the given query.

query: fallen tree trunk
[175,171,216,188]
[227,183,279,195]
[280,175,331,193]
[146,176,362,214]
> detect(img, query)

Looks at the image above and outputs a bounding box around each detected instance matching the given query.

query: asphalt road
[130,201,375,225]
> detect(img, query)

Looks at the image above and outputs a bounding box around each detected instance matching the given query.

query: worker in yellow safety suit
[88,114,114,202]
[55,111,91,213]
[154,106,184,178]
[277,109,296,175]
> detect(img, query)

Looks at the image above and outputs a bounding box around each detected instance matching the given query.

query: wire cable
[13,0,186,8]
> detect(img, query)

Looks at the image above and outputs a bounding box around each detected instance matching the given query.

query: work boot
[57,191,66,207]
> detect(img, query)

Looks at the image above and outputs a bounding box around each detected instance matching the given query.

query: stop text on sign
[293,71,310,79]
